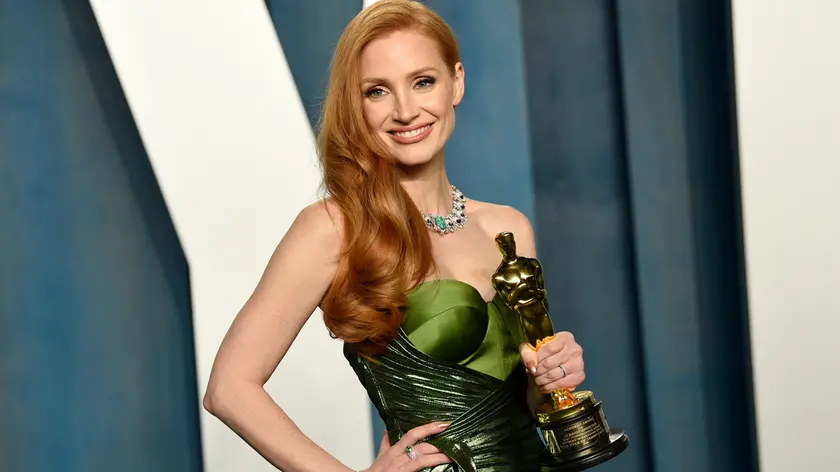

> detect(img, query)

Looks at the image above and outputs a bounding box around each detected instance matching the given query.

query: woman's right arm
[203,200,350,471]
[202,201,452,472]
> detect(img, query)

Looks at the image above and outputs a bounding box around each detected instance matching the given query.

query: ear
[452,62,465,108]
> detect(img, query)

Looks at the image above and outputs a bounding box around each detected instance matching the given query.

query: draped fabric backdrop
[0,3,202,472]
[271,2,756,472]
[7,1,839,472]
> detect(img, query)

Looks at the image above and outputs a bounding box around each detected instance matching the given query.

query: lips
[392,124,431,138]
[388,123,434,144]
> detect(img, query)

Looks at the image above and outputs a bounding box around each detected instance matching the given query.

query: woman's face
[359,29,464,167]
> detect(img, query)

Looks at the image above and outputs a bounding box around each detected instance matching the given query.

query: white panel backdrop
[731,1,840,471]
[88,1,373,470]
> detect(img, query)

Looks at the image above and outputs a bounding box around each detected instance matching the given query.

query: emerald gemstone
[435,216,446,230]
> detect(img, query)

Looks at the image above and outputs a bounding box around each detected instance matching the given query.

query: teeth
[394,125,430,138]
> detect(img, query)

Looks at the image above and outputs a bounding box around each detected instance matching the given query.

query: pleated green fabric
[344,280,569,471]
[402,279,525,381]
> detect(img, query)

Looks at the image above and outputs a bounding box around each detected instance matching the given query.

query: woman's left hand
[519,332,585,392]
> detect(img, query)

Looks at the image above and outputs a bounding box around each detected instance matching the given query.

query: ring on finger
[405,445,417,460]
[559,364,567,378]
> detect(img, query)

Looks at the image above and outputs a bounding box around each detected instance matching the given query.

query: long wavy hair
[317,0,460,354]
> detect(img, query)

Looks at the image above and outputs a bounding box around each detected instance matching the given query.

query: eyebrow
[361,66,440,86]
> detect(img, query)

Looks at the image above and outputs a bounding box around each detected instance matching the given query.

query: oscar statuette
[491,232,629,471]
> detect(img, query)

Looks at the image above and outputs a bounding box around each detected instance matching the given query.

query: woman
[203,1,585,471]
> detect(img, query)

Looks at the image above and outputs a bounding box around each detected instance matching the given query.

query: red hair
[317,0,461,354]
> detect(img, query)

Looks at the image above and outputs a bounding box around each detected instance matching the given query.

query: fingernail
[438,422,451,429]
[530,366,537,374]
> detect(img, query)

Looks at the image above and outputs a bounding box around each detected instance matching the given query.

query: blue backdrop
[271,1,757,472]
[1,1,756,471]
[0,2,202,471]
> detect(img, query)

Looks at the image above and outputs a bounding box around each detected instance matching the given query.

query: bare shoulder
[469,199,534,236]
[469,199,536,256]
[295,198,342,234]
[286,198,343,257]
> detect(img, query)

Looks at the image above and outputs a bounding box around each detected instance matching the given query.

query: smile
[389,124,434,144]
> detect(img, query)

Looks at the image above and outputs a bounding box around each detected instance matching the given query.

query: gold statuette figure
[492,232,629,470]
[491,233,579,411]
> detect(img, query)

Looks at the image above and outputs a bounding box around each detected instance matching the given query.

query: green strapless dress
[344,279,569,472]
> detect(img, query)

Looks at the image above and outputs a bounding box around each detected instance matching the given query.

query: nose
[392,90,420,123]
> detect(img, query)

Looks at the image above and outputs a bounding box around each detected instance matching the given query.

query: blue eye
[365,87,386,98]
[416,77,436,88]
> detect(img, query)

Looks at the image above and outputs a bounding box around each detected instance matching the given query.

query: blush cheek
[437,115,455,145]
[363,101,389,133]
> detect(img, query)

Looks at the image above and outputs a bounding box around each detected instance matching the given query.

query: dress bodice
[403,279,526,381]
[343,278,567,471]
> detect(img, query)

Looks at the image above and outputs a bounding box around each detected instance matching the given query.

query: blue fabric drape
[615,0,757,470]
[269,2,756,471]
[0,2,202,471]
[268,0,364,129]
[520,2,652,471]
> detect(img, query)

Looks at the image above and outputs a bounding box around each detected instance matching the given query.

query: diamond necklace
[421,185,467,234]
